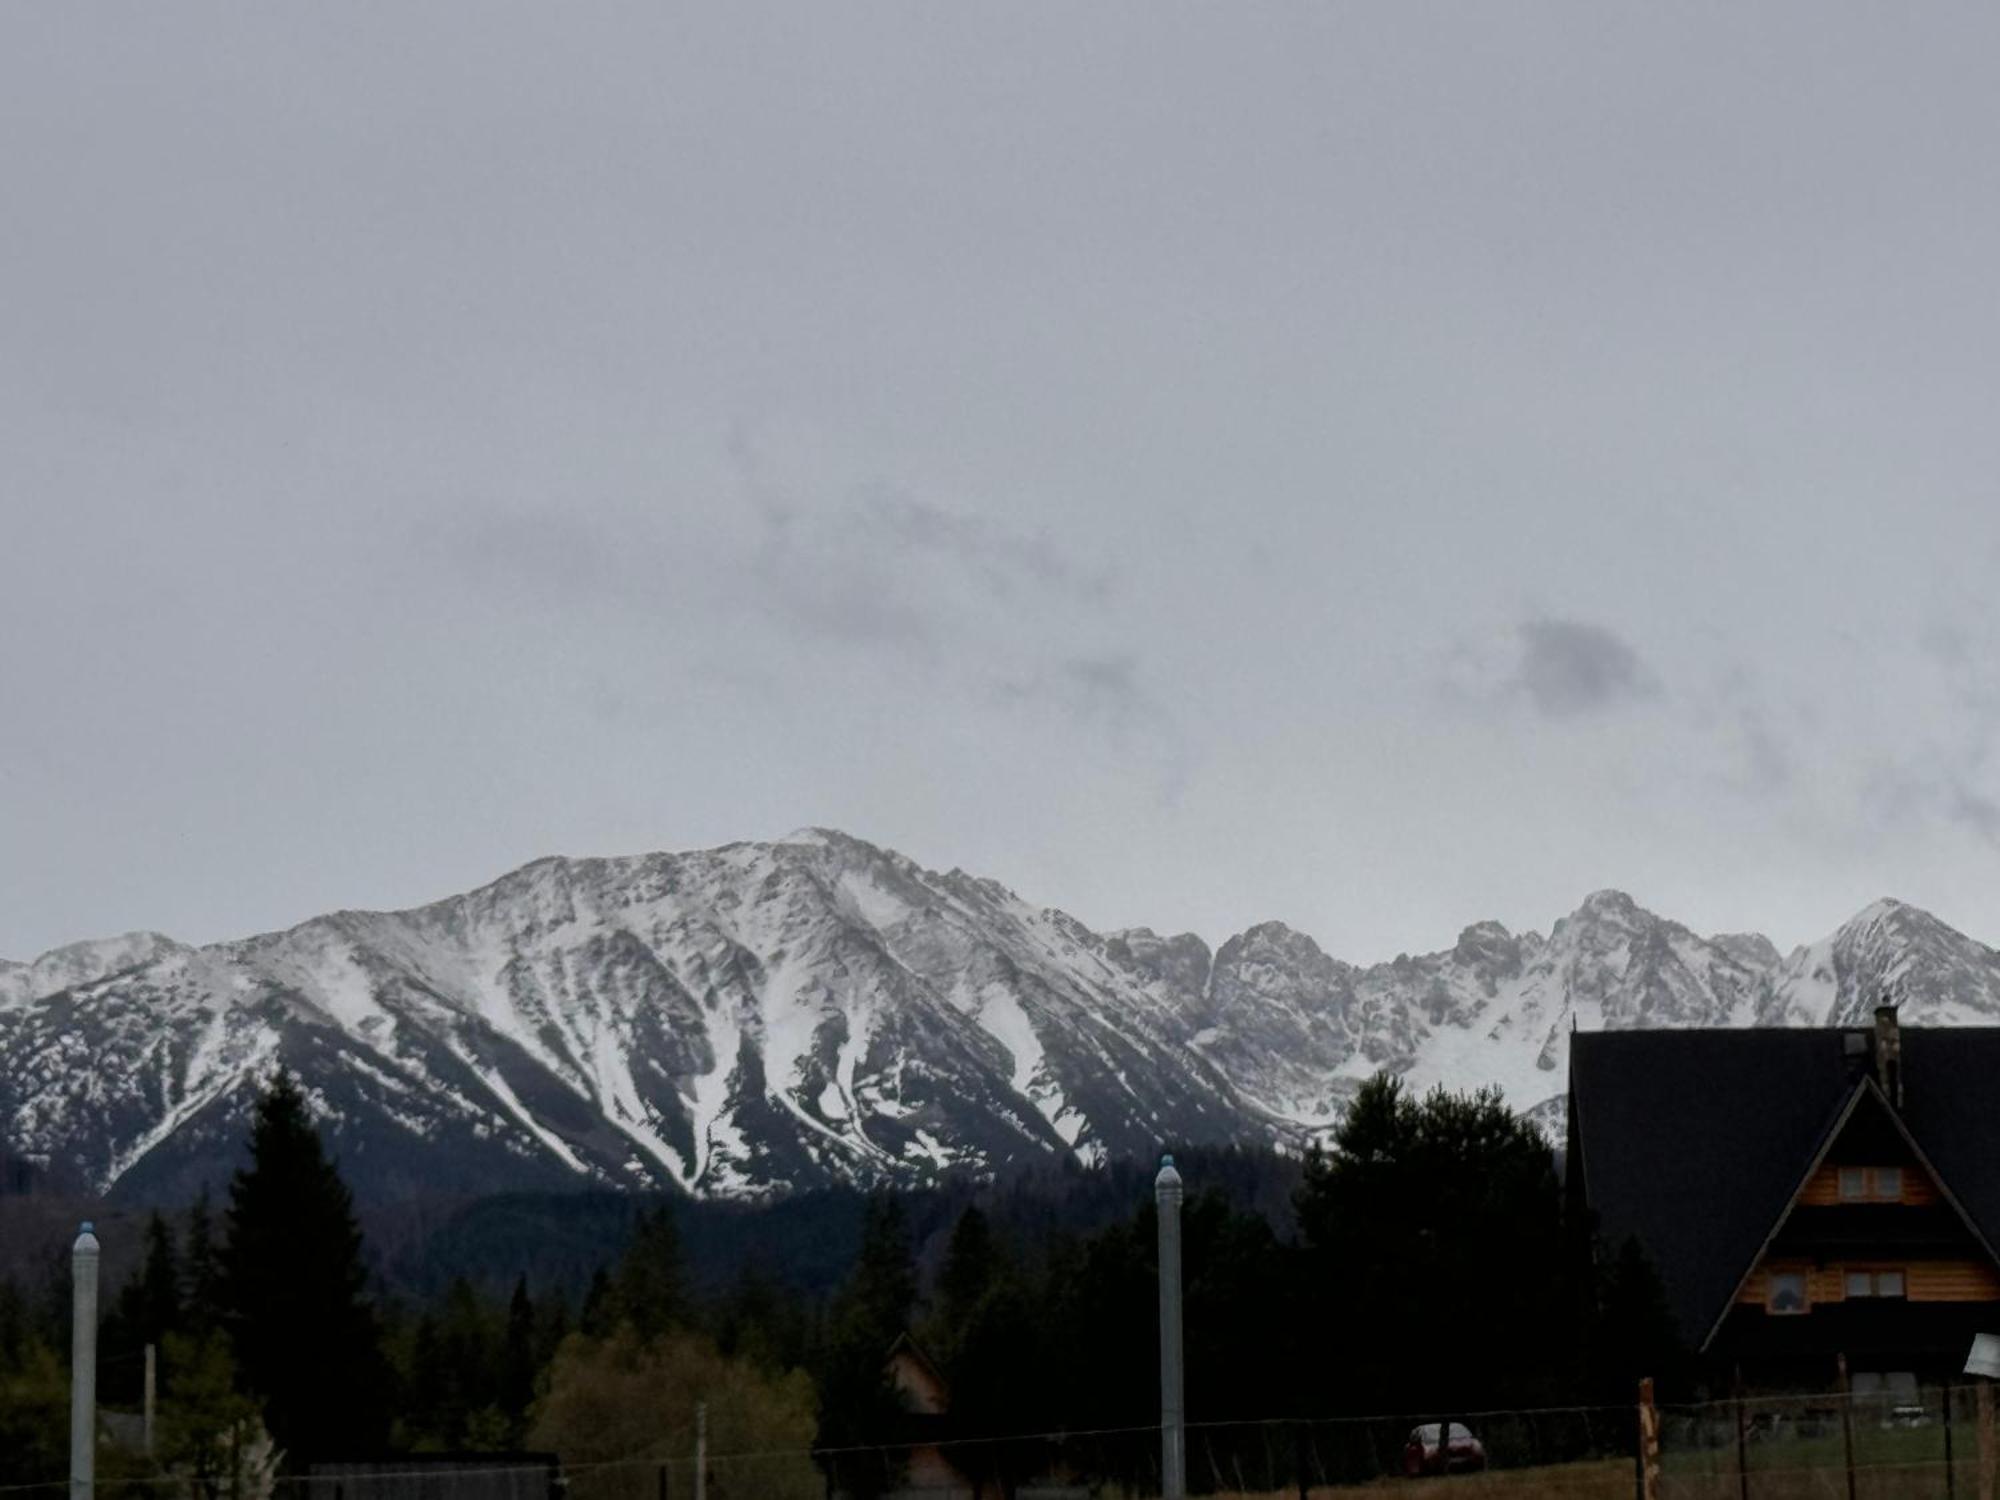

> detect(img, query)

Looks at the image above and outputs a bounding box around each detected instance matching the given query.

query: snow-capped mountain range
[4,830,1996,1205]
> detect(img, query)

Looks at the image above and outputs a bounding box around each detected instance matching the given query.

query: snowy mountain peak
[0,930,190,1008]
[1766,897,2000,1028]
[1709,931,1783,971]
[3,837,1997,1206]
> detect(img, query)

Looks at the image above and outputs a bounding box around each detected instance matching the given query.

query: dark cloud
[855,488,1110,605]
[996,652,1188,800]
[730,431,1111,650]
[1513,618,1657,718]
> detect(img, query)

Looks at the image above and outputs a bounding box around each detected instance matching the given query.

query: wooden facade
[1709,1057,2000,1385]
[1736,1260,2000,1306]
[1568,1010,2000,1394]
[1796,1163,1938,1207]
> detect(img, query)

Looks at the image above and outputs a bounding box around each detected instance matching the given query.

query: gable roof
[1567,1026,2000,1345]
[885,1332,950,1412]
[1696,1075,2000,1351]
[1896,1029,2000,1249]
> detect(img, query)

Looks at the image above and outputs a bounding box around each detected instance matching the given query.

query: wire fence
[7,1386,1996,1499]
[1655,1383,1994,1500]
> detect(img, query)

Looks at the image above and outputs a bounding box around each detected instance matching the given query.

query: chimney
[1873,1000,1903,1109]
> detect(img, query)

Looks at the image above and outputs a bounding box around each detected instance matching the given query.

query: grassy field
[1185,1459,1634,1498]
[1179,1438,1978,1499]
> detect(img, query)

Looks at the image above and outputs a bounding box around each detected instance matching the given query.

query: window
[1843,1268,1907,1298]
[1767,1271,1809,1313]
[1837,1166,1905,1202]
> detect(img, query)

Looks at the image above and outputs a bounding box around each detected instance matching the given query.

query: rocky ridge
[3,831,1993,1204]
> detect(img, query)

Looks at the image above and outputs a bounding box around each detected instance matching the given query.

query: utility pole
[71,1222,100,1500]
[1156,1155,1186,1500]
[694,1400,707,1500]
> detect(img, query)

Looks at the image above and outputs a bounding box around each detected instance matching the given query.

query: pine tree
[579,1267,614,1339]
[835,1194,914,1353]
[220,1069,388,1463]
[815,1194,917,1500]
[932,1205,997,1353]
[139,1211,184,1343]
[608,1203,686,1341]
[1593,1235,1688,1400]
[1291,1073,1568,1413]
[500,1277,537,1440]
[182,1187,226,1337]
[104,1211,186,1405]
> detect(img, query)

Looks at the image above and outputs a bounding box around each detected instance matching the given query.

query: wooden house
[883,1334,978,1499]
[1567,1005,2000,1391]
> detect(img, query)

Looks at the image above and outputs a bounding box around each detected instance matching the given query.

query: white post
[1156,1155,1185,1500]
[71,1222,100,1500]
[694,1400,707,1500]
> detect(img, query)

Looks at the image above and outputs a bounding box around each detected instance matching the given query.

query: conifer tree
[579,1267,614,1339]
[220,1069,388,1463]
[815,1193,916,1500]
[932,1205,996,1353]
[1292,1073,1567,1413]
[104,1211,186,1404]
[138,1210,184,1344]
[608,1203,686,1340]
[501,1276,537,1439]
[182,1187,226,1337]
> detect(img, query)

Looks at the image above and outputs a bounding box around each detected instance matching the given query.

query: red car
[1401,1422,1487,1477]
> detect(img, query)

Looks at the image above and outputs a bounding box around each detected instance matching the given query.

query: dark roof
[1896,1030,2000,1254]
[1567,1026,2000,1346]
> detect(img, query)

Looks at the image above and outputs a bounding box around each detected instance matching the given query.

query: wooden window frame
[1766,1267,1811,1315]
[1840,1266,1909,1299]
[1836,1166,1906,1203]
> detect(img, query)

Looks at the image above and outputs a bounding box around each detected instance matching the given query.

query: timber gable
[1568,1008,2000,1389]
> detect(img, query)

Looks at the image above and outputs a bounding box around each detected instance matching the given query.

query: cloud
[440,508,625,607]
[1008,653,1164,734]
[995,652,1190,801]
[1947,781,2000,848]
[729,430,1110,650]
[854,488,1110,605]
[1512,617,1657,718]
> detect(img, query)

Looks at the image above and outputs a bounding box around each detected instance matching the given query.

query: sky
[4,5,1999,964]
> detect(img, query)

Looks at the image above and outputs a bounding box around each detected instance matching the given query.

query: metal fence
[1655,1385,1996,1500]
[8,1387,1996,1500]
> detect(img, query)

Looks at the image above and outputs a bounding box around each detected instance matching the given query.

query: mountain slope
[4,835,1996,1204]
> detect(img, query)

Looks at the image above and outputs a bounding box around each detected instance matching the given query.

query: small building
[1567,1005,2000,1391]
[883,1334,977,1499]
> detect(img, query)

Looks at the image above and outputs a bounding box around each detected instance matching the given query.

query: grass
[1184,1432,1983,1499]
[1187,1457,1633,1497]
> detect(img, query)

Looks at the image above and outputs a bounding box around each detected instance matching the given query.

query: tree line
[0,1071,1683,1494]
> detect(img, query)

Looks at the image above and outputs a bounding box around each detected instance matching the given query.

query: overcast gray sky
[6,5,1999,964]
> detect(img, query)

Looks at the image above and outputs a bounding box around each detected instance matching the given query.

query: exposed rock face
[4,836,1994,1204]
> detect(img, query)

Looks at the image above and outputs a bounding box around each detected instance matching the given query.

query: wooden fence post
[1837,1353,1857,1500]
[1977,1378,1995,1500]
[1637,1376,1661,1500]
[1946,1379,1956,1500]
[1734,1383,1750,1500]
